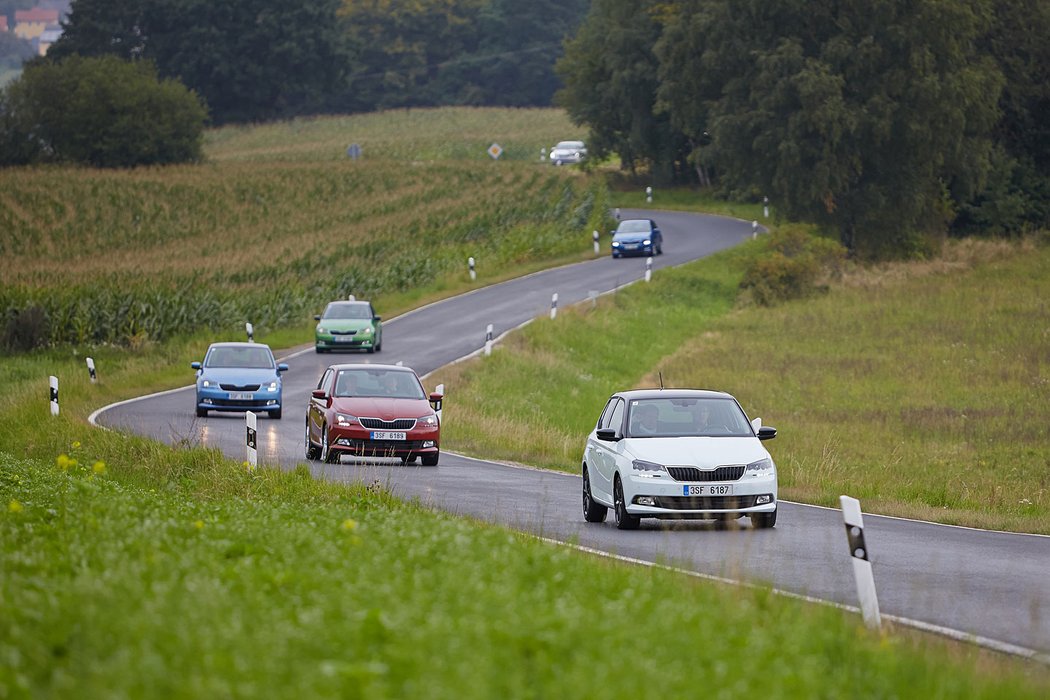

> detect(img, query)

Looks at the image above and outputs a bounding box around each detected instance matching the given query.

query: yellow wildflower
[56,454,74,472]
[92,461,107,475]
[8,500,23,514]
[71,441,81,449]
[193,520,204,530]
[341,518,358,532]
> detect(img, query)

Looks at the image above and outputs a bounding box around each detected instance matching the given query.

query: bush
[0,55,207,168]
[2,305,49,352]
[740,227,846,306]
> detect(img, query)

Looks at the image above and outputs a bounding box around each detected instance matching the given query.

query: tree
[47,0,347,125]
[0,54,206,167]
[556,0,687,184]
[657,0,1002,257]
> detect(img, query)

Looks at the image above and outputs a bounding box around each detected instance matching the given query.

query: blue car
[191,342,288,419]
[611,218,663,258]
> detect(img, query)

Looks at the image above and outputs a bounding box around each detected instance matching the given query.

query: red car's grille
[666,466,745,482]
[360,417,416,430]
[340,439,426,456]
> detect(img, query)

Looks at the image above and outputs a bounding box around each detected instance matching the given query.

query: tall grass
[429,236,1050,533]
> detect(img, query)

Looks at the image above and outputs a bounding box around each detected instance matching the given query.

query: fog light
[755,494,773,505]
[422,441,435,448]
[336,438,351,446]
[636,496,656,506]
[203,399,213,405]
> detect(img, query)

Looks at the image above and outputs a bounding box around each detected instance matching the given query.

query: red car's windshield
[333,369,425,400]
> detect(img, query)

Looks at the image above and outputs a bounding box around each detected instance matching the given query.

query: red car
[306,363,443,465]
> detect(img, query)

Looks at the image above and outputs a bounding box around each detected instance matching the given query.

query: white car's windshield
[334,369,425,400]
[205,346,275,369]
[626,397,752,438]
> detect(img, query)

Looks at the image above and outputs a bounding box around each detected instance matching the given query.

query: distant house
[0,16,9,32]
[38,27,62,55]
[13,8,59,41]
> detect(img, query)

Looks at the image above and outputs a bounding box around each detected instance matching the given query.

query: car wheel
[315,346,326,354]
[751,508,777,529]
[613,475,640,530]
[305,420,321,460]
[582,467,608,523]
[196,407,208,418]
[271,407,282,419]
[321,425,339,464]
[366,344,375,354]
[420,452,439,467]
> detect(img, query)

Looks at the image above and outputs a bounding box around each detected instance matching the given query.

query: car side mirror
[596,428,621,442]
[277,363,289,373]
[314,314,321,321]
[429,392,443,411]
[311,389,327,399]
[757,426,777,441]
[373,316,382,322]
[190,361,201,370]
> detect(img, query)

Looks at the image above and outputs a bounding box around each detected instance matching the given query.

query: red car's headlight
[418,414,438,427]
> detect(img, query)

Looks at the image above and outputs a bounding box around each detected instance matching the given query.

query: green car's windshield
[323,302,373,320]
[205,346,275,369]
[334,369,425,400]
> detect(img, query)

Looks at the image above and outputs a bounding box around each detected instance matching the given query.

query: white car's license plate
[684,484,733,496]
[229,392,252,400]
[371,431,406,441]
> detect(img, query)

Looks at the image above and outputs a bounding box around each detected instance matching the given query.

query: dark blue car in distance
[611,219,663,258]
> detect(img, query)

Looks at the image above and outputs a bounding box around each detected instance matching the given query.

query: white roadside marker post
[468,256,476,282]
[86,357,97,383]
[49,375,59,416]
[589,290,599,308]
[752,220,759,239]
[245,322,254,342]
[246,412,258,471]
[645,257,653,283]
[840,495,882,630]
[593,230,600,255]
[763,196,770,219]
[645,186,652,203]
[484,324,494,357]
[435,383,445,423]
[550,293,558,320]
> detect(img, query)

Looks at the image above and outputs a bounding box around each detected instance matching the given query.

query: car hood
[318,319,372,332]
[333,397,433,420]
[200,367,279,384]
[621,436,769,468]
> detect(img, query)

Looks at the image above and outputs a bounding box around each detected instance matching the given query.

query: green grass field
[1,108,1048,695]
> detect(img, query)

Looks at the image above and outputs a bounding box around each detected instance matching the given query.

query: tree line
[556,0,1050,256]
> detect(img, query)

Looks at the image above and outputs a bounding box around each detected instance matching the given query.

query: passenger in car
[632,404,659,436]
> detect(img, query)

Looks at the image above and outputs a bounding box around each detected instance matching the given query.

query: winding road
[95,208,1050,661]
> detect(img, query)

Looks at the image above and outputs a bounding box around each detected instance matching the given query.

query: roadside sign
[487,143,503,160]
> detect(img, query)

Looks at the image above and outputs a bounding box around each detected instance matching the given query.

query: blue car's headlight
[200,377,221,388]
[643,239,651,246]
[266,380,279,392]
[611,241,621,247]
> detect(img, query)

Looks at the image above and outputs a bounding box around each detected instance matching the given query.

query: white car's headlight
[336,412,358,426]
[418,414,438,427]
[746,458,776,476]
[631,459,666,473]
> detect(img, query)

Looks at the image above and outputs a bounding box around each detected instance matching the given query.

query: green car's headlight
[359,326,373,335]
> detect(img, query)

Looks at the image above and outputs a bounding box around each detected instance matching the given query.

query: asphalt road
[95,208,1050,660]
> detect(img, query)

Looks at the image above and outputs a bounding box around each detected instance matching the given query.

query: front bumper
[196,388,281,413]
[327,425,439,459]
[623,471,777,518]
[611,242,655,257]
[316,334,376,351]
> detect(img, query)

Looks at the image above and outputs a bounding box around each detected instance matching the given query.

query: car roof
[613,389,735,401]
[207,341,272,350]
[326,363,418,374]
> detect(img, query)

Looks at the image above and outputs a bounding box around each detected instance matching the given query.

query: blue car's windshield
[616,220,651,234]
[334,369,425,400]
[205,346,275,369]
[626,397,752,438]
[323,302,373,320]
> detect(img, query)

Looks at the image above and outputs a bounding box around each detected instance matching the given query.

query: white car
[549,140,587,165]
[582,389,779,530]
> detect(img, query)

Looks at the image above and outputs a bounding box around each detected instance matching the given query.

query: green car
[314,299,383,353]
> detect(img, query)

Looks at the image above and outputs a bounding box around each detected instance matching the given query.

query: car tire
[321,425,339,464]
[613,475,640,530]
[366,344,375,354]
[196,407,208,418]
[315,346,326,354]
[305,420,321,460]
[751,509,777,529]
[271,407,282,419]
[420,452,439,467]
[375,337,382,352]
[582,467,608,523]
